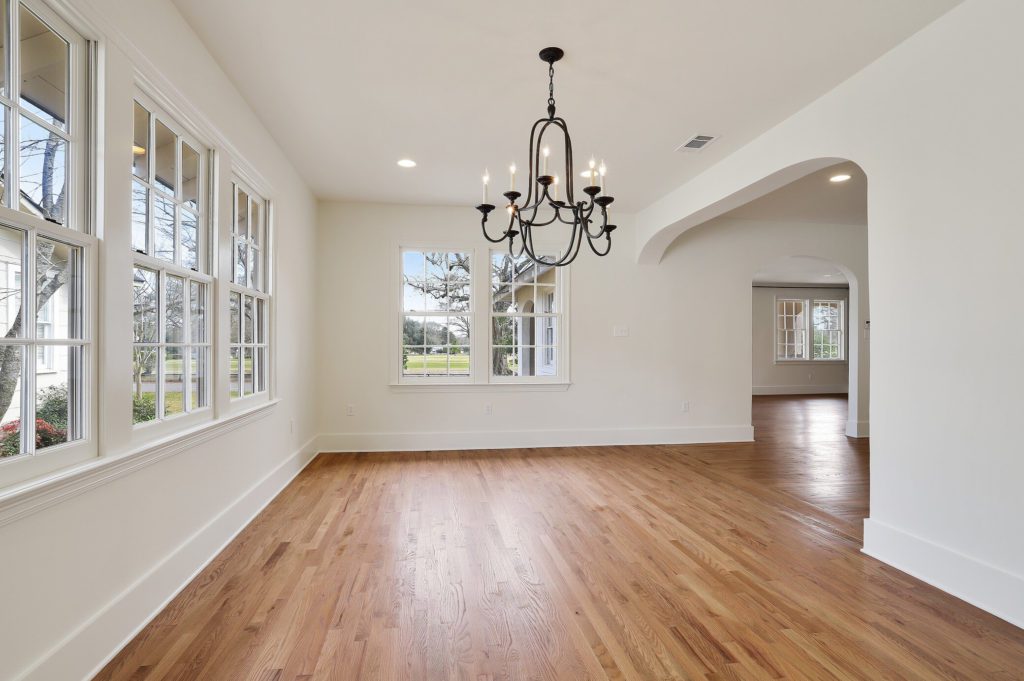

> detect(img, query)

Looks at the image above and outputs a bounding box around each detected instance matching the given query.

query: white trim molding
[0,400,279,528]
[317,424,754,453]
[13,434,318,681]
[753,385,848,396]
[863,518,1024,630]
[846,420,869,438]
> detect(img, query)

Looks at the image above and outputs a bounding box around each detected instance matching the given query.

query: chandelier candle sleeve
[482,169,489,204]
[474,47,618,267]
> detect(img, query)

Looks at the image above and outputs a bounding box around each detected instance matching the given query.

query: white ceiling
[724,162,867,225]
[172,0,960,212]
[752,256,848,286]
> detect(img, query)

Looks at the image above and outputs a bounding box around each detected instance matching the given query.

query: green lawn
[405,352,469,373]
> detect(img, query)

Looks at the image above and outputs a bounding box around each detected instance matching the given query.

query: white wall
[636,0,1024,627]
[0,1,318,679]
[315,203,866,452]
[752,287,850,395]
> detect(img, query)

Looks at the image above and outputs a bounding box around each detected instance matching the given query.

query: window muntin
[229,181,270,399]
[400,250,471,379]
[0,2,85,228]
[490,251,560,379]
[131,98,210,424]
[0,225,85,458]
[775,297,846,361]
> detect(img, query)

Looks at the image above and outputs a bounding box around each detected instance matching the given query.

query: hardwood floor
[96,396,1024,680]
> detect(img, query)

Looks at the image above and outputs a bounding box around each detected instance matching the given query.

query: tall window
[490,251,560,379]
[229,181,270,398]
[0,2,89,464]
[131,97,210,423]
[400,250,470,379]
[775,298,846,361]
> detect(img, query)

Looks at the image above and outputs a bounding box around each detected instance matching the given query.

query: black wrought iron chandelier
[475,47,616,267]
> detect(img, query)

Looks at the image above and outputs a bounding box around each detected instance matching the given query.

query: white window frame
[774,295,847,363]
[227,176,272,403]
[391,242,570,388]
[0,0,96,487]
[130,92,213,431]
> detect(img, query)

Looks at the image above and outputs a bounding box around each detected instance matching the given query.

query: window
[132,97,211,423]
[400,250,471,380]
[490,251,561,379]
[775,297,846,361]
[0,2,90,469]
[229,181,270,398]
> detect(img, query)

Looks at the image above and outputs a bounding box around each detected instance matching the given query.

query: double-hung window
[490,251,561,379]
[775,297,846,361]
[229,180,270,399]
[0,1,92,479]
[131,97,211,423]
[400,250,471,380]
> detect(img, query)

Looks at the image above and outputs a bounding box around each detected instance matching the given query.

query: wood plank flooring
[96,395,1024,680]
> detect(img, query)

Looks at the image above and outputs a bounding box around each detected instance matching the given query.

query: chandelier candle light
[475,47,616,266]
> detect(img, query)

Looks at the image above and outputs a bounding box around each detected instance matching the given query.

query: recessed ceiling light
[830,173,851,183]
[397,159,416,168]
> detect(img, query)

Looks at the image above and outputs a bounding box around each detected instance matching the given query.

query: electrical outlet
[346,404,355,416]
[484,404,493,415]
[681,401,690,413]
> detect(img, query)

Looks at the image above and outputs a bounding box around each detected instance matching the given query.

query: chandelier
[475,47,616,267]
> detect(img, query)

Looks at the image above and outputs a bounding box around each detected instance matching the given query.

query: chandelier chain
[547,64,555,116]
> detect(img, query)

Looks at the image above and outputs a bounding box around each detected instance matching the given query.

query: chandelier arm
[585,231,613,257]
[480,215,511,243]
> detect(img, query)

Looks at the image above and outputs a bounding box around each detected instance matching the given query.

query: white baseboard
[863,518,1024,630]
[846,419,870,438]
[14,437,319,681]
[752,385,848,395]
[317,424,754,453]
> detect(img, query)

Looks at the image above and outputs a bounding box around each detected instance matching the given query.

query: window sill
[390,382,571,393]
[0,399,279,528]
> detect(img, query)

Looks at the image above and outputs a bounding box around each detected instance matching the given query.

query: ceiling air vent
[676,134,718,152]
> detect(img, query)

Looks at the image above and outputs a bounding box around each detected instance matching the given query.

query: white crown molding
[0,400,279,528]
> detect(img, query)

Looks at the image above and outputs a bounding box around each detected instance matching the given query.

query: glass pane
[164,347,184,416]
[256,298,266,344]
[426,252,447,282]
[165,275,184,343]
[491,252,513,283]
[153,194,175,262]
[190,346,206,410]
[534,262,556,287]
[535,285,556,313]
[423,347,446,376]
[132,102,149,180]
[491,347,516,377]
[243,295,254,343]
[0,347,24,456]
[402,251,424,279]
[132,346,157,424]
[131,181,148,253]
[181,143,199,210]
[181,209,198,270]
[537,346,557,376]
[402,347,425,376]
[492,281,515,314]
[242,347,253,395]
[491,316,514,346]
[235,187,248,238]
[0,105,6,203]
[448,283,469,312]
[402,279,424,311]
[402,315,424,346]
[19,5,68,129]
[132,267,158,343]
[449,347,470,376]
[190,281,205,343]
[256,347,266,392]
[234,237,247,285]
[0,1,6,96]
[36,344,82,448]
[448,252,470,281]
[424,317,446,346]
[36,238,80,339]
[514,256,534,283]
[424,283,444,312]
[251,200,262,248]
[19,115,67,224]
[537,316,558,347]
[448,316,470,345]
[229,292,240,344]
[229,347,240,398]
[249,246,259,290]
[154,120,176,194]
[0,225,25,337]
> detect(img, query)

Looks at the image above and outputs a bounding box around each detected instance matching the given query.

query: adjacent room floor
[96,396,1024,680]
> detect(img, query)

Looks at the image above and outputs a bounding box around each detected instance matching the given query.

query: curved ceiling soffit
[636,157,861,265]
